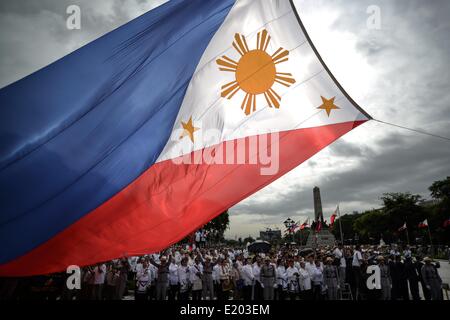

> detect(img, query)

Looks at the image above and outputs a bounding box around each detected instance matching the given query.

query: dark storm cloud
[0,0,166,87]
[233,128,450,219]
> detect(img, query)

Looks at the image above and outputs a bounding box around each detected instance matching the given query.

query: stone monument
[313,186,324,224]
[306,186,336,247]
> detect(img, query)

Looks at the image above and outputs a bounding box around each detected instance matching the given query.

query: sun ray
[264,88,281,109]
[241,93,256,115]
[216,55,238,72]
[258,29,271,51]
[271,48,283,59]
[272,48,290,64]
[221,80,240,99]
[221,55,238,65]
[275,72,296,87]
[233,33,249,56]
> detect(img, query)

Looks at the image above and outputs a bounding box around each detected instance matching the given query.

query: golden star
[179,116,199,143]
[317,96,340,117]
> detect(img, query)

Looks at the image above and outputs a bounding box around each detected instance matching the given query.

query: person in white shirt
[293,256,301,270]
[212,259,221,299]
[218,259,232,300]
[201,256,215,300]
[134,257,144,274]
[189,258,203,300]
[311,260,324,300]
[168,256,179,301]
[352,246,363,267]
[276,259,287,300]
[333,244,346,287]
[200,230,207,248]
[195,231,201,247]
[92,263,106,300]
[305,255,316,277]
[298,261,312,300]
[352,245,363,300]
[235,255,244,271]
[178,257,190,301]
[135,260,151,301]
[241,258,254,300]
[228,250,235,261]
[286,259,299,300]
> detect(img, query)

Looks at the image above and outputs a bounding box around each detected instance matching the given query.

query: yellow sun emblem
[216,29,296,116]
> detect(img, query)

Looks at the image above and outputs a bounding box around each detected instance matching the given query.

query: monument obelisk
[306,186,336,247]
[313,186,324,224]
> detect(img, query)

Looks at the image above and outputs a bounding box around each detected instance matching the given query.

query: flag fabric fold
[0,0,370,276]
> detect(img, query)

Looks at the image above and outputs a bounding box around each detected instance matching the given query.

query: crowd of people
[1,242,447,301]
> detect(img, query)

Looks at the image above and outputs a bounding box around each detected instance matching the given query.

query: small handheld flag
[398,223,407,232]
[418,219,428,229]
[300,218,310,230]
[316,221,322,232]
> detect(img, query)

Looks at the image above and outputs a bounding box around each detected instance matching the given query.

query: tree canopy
[331,177,450,245]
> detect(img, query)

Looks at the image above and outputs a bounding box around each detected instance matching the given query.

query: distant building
[259,228,281,242]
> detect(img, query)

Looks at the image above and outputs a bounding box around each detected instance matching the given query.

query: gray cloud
[0,0,166,87]
[232,129,450,221]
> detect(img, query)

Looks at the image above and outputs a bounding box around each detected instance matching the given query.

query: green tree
[333,178,450,246]
[353,209,388,243]
[331,212,362,243]
[428,177,450,244]
[429,176,450,200]
[179,211,230,244]
[380,192,427,244]
[204,211,230,242]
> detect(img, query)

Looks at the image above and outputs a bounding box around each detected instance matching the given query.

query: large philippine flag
[0,0,371,276]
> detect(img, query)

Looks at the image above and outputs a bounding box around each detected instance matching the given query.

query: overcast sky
[1,0,449,239]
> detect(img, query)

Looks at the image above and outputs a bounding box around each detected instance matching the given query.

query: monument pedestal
[306,229,336,247]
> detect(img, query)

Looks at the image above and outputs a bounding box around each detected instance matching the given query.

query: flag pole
[299,224,303,247]
[337,205,344,245]
[405,225,410,246]
[427,224,433,254]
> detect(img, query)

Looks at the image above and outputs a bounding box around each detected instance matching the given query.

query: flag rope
[372,118,450,142]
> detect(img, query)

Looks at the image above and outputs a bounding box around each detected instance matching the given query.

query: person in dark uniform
[416,256,431,300]
[404,257,420,300]
[378,256,392,300]
[391,256,409,300]
[260,257,276,300]
[421,257,443,300]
